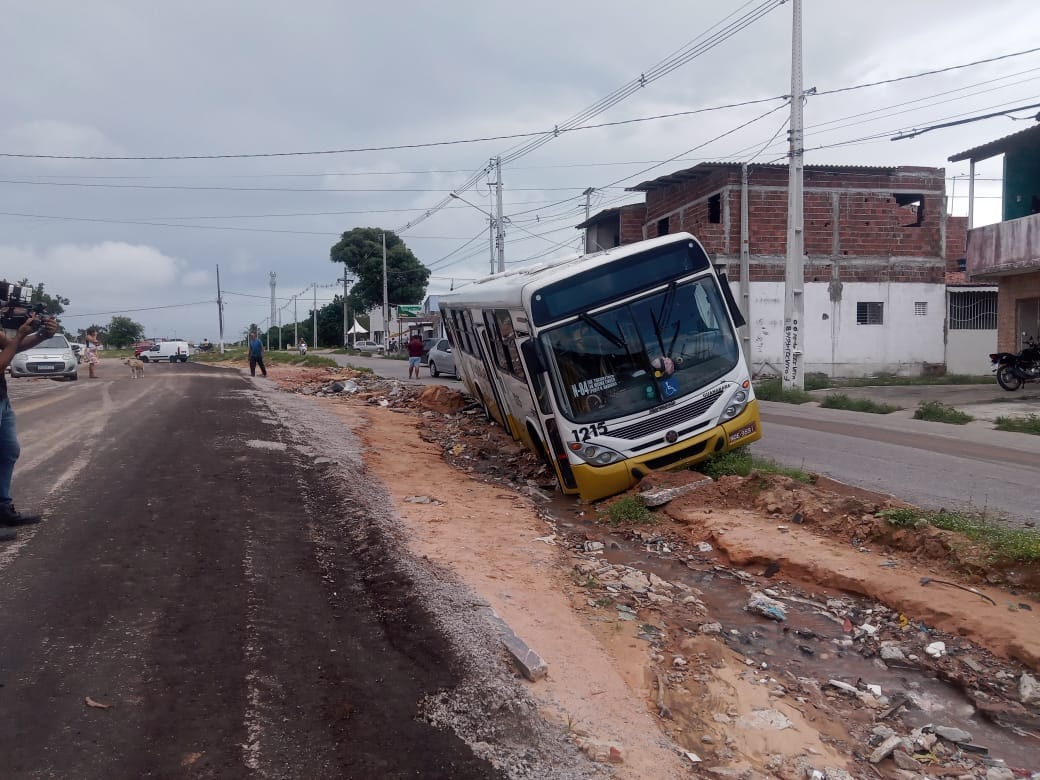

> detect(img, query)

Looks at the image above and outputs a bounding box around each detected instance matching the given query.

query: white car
[349,340,385,354]
[426,338,457,378]
[10,334,78,381]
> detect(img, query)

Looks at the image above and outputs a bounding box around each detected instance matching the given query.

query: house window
[949,290,997,330]
[856,302,884,325]
[657,217,669,236]
[708,194,722,224]
[894,193,924,227]
[914,301,927,316]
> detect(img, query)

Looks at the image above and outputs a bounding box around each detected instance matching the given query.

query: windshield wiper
[579,313,626,349]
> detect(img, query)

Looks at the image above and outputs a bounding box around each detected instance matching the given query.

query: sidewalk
[806,382,1040,424]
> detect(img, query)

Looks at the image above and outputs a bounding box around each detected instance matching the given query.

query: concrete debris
[638,476,713,507]
[736,708,793,731]
[1020,671,1039,705]
[924,640,947,658]
[619,570,651,593]
[746,591,788,621]
[931,725,973,743]
[879,645,907,662]
[868,734,906,763]
[582,540,604,552]
[574,736,624,764]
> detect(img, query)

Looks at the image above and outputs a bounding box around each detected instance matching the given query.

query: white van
[138,340,190,363]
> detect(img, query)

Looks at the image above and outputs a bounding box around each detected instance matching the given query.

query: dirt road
[0,365,588,778]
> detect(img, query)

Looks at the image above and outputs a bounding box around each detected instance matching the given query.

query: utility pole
[494,156,506,272]
[782,0,805,391]
[269,271,276,350]
[216,264,225,354]
[312,284,318,349]
[488,217,495,275]
[740,163,751,362]
[337,273,352,348]
[278,308,282,351]
[293,296,298,347]
[583,187,594,253]
[382,232,389,345]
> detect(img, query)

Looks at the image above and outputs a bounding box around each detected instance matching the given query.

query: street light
[450,193,505,274]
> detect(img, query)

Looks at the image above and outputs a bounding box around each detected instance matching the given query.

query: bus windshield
[541,275,739,423]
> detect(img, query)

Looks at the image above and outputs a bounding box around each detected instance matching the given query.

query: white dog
[124,358,145,379]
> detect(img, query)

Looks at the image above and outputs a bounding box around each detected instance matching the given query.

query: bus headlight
[568,441,625,467]
[718,385,751,423]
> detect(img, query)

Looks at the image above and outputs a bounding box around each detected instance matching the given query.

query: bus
[439,232,761,502]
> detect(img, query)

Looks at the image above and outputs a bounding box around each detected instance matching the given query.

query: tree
[105,316,145,348]
[329,228,429,311]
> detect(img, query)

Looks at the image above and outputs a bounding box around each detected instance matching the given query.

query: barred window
[949,290,997,330]
[856,301,884,325]
[914,301,927,316]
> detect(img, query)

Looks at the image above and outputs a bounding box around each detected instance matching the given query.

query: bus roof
[439,232,703,309]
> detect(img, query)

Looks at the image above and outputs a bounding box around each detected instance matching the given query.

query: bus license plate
[728,424,755,443]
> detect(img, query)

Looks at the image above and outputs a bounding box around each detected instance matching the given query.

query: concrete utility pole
[583,187,594,253]
[740,163,751,362]
[293,296,298,347]
[494,156,505,273]
[216,264,225,354]
[782,0,805,391]
[269,272,277,348]
[337,273,353,348]
[382,232,389,345]
[277,308,282,351]
[312,284,318,349]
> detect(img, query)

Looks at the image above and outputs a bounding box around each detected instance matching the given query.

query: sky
[1,0,1038,344]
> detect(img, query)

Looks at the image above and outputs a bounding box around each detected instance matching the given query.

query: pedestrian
[406,333,423,379]
[0,311,57,541]
[248,330,267,377]
[84,327,100,379]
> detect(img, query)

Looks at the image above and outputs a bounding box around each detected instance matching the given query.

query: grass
[878,507,1040,563]
[994,414,1040,435]
[698,446,814,483]
[191,347,338,369]
[913,400,974,425]
[753,378,813,404]
[604,495,654,526]
[833,372,991,387]
[818,393,901,414]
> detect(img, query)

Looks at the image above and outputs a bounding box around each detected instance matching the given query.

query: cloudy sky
[2,1,1038,343]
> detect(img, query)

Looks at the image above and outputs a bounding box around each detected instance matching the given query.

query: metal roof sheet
[948,122,1040,163]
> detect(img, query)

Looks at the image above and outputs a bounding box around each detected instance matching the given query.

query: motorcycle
[990,334,1040,391]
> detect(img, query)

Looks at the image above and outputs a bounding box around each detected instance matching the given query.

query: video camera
[0,281,53,332]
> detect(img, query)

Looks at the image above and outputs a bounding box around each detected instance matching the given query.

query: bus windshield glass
[541,275,739,423]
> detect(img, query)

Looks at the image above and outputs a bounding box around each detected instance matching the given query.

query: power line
[62,300,214,318]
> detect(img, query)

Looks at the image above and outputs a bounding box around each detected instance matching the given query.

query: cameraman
[0,310,58,541]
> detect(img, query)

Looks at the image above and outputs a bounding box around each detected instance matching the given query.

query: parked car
[10,334,78,381]
[421,337,439,365]
[426,338,457,378]
[350,340,385,354]
[69,342,84,362]
[138,340,190,363]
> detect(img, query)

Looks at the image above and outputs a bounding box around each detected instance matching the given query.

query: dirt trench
[273,366,1040,779]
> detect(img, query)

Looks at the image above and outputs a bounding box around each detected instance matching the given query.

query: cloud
[3,120,124,160]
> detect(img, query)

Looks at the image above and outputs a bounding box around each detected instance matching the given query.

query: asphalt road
[754,399,1040,527]
[0,364,500,779]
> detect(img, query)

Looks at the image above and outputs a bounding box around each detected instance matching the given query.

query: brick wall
[997,271,1040,351]
[619,205,646,244]
[639,164,950,284]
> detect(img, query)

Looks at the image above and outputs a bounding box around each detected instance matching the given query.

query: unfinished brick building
[581,162,969,376]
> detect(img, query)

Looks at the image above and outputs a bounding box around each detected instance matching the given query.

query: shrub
[819,394,901,414]
[754,378,813,404]
[913,400,973,425]
[994,414,1040,435]
[604,496,654,525]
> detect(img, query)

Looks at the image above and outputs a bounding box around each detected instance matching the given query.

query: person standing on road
[406,334,423,379]
[0,312,58,541]
[84,327,100,379]
[248,331,268,377]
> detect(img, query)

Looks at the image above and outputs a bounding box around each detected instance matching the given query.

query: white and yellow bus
[439,232,761,502]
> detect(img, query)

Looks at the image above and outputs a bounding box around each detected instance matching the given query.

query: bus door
[473,323,511,432]
[519,338,578,492]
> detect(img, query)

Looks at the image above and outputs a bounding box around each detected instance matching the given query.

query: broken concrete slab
[482,608,549,682]
[639,476,714,507]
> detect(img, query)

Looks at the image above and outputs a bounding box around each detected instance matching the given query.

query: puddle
[547,500,1036,770]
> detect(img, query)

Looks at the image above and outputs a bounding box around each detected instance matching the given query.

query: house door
[1016,297,1040,349]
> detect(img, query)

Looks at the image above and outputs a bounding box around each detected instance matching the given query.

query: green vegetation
[819,393,901,414]
[604,495,654,526]
[698,447,814,483]
[191,348,338,369]
[994,414,1040,435]
[834,373,991,387]
[913,400,974,425]
[878,507,1040,563]
[753,378,813,404]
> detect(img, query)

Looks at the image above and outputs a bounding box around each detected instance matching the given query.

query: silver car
[426,338,457,378]
[10,333,78,381]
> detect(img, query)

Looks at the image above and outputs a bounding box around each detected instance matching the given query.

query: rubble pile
[563,520,1040,778]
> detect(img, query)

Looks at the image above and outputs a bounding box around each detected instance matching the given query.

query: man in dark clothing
[248,331,267,377]
[0,311,58,541]
[407,334,423,379]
